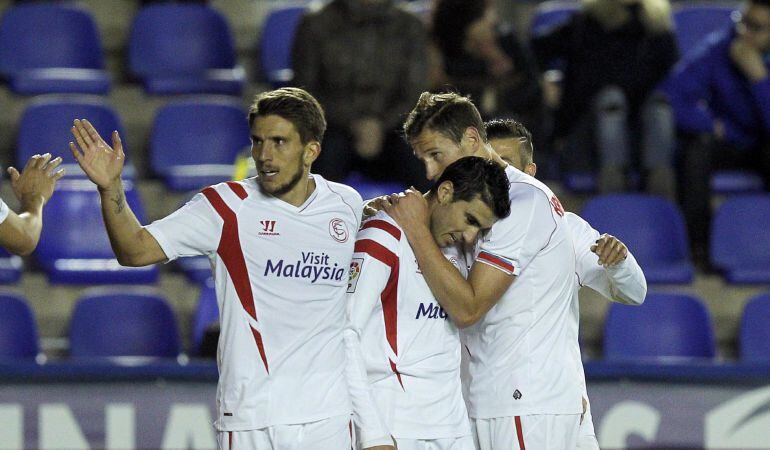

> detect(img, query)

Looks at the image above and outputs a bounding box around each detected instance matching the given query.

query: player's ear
[526,162,537,177]
[461,126,482,155]
[303,141,321,167]
[436,180,454,204]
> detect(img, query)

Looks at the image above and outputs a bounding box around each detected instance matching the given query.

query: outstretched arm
[70,119,166,266]
[0,154,64,255]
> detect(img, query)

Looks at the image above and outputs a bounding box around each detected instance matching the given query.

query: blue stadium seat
[673,5,736,58]
[128,4,245,95]
[0,3,110,95]
[69,287,180,358]
[150,97,250,191]
[604,293,716,360]
[177,256,213,285]
[17,95,136,179]
[259,5,307,87]
[740,293,770,362]
[711,195,770,284]
[530,0,579,36]
[35,180,158,285]
[710,170,764,194]
[581,194,694,284]
[191,279,218,355]
[343,172,404,201]
[0,248,23,284]
[0,292,38,360]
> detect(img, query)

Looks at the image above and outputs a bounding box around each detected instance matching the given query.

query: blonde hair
[582,0,673,34]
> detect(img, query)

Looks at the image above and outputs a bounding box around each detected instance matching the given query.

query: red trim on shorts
[225,181,248,199]
[361,219,402,241]
[203,187,269,373]
[349,420,353,450]
[354,239,399,357]
[228,431,233,449]
[515,416,526,450]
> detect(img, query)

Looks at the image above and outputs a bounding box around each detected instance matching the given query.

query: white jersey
[0,198,9,224]
[565,211,647,401]
[145,176,363,431]
[463,165,582,418]
[346,212,471,443]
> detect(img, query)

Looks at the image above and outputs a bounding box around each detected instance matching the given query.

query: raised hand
[382,188,429,243]
[7,153,65,207]
[69,119,125,190]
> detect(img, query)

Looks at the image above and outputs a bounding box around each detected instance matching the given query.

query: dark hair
[432,156,510,219]
[485,118,534,166]
[248,87,326,144]
[403,91,487,144]
[432,0,488,57]
[751,0,770,7]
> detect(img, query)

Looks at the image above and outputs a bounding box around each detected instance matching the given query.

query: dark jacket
[532,11,678,137]
[664,28,770,149]
[292,0,428,129]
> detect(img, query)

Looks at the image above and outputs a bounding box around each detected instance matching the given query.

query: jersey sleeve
[567,212,647,306]
[344,219,399,447]
[0,198,9,224]
[477,185,556,276]
[144,192,223,262]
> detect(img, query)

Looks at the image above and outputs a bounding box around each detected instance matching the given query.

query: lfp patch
[347,258,364,293]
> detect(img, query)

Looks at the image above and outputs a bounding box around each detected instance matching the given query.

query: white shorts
[217,414,351,450]
[577,406,599,450]
[394,435,476,450]
[472,414,580,450]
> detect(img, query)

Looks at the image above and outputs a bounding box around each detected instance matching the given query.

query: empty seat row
[605,291,770,363]
[0,3,243,95]
[16,95,250,190]
[2,287,769,362]
[581,194,770,285]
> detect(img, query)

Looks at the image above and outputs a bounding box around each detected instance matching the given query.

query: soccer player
[385,92,583,449]
[347,156,511,450]
[0,154,64,255]
[68,88,392,450]
[485,118,648,450]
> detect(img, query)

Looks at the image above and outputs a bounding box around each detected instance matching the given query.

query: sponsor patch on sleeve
[347,258,364,293]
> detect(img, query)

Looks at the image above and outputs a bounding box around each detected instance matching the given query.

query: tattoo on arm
[110,191,125,214]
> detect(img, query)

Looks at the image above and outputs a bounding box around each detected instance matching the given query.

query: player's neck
[478,143,507,168]
[276,176,316,207]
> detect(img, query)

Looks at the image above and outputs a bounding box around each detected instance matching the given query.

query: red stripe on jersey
[225,181,248,200]
[477,251,515,274]
[361,219,401,241]
[515,416,526,450]
[202,187,269,373]
[389,358,404,390]
[354,239,399,357]
[228,431,233,449]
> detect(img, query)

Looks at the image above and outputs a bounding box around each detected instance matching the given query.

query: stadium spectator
[665,0,770,264]
[0,154,63,256]
[431,0,543,128]
[532,0,678,197]
[292,0,429,189]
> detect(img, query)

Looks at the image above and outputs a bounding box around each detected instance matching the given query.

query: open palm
[69,119,125,190]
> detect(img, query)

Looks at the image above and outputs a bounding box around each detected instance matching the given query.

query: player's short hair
[433,156,511,219]
[403,92,487,144]
[485,118,535,166]
[248,87,326,144]
[751,0,770,7]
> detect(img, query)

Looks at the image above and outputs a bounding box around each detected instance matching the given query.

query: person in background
[292,0,429,189]
[0,154,64,256]
[431,0,543,138]
[664,0,770,264]
[533,0,678,197]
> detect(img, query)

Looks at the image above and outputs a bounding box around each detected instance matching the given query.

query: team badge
[329,218,349,242]
[347,258,364,293]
